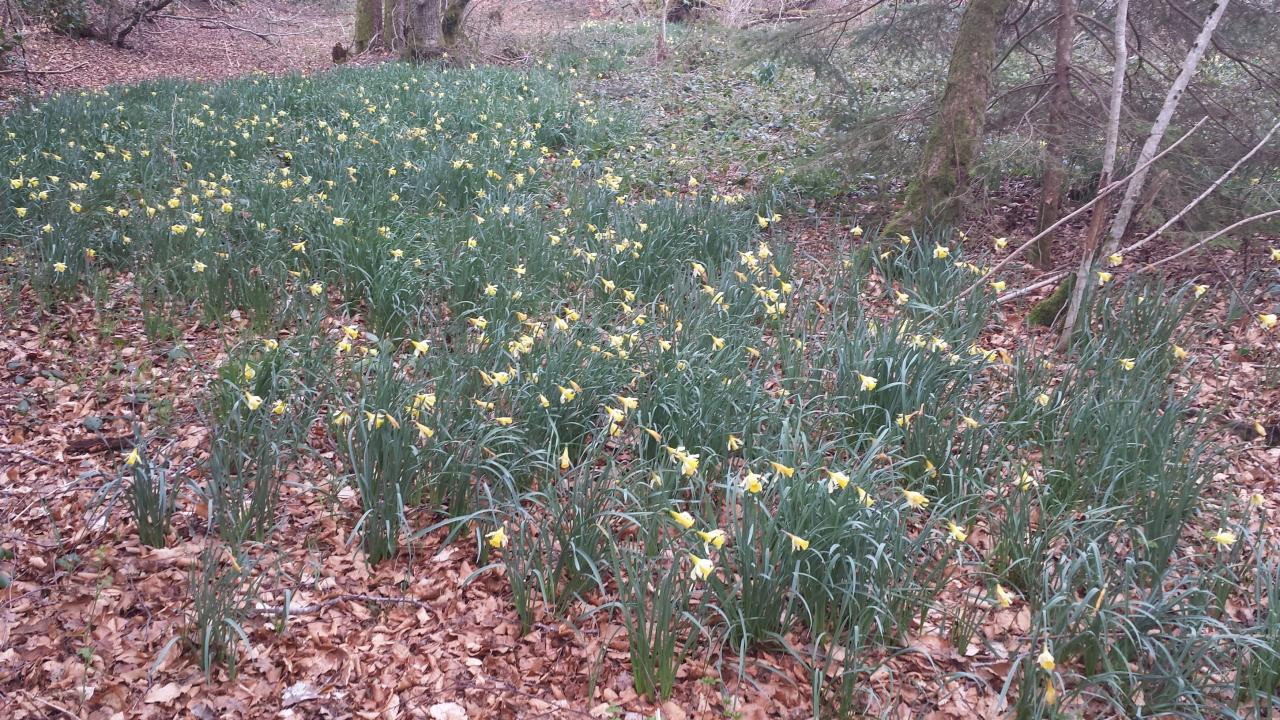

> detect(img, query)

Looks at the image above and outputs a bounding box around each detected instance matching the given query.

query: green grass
[1,29,1275,718]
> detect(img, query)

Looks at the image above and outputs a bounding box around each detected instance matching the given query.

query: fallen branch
[65,435,136,454]
[156,15,287,44]
[0,62,89,76]
[996,270,1071,303]
[0,447,58,466]
[252,592,433,616]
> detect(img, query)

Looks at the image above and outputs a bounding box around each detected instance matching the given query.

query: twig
[252,592,433,616]
[0,447,58,466]
[157,15,285,44]
[996,270,1071,303]
[1132,210,1280,275]
[23,692,78,719]
[1118,120,1280,259]
[0,62,89,76]
[948,117,1208,305]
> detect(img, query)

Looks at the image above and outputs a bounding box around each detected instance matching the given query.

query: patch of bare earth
[1,0,348,104]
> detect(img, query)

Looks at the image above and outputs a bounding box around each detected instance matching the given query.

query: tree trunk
[442,0,470,45]
[355,0,383,53]
[383,0,400,50]
[1057,0,1228,347]
[1053,0,1127,346]
[1028,0,1075,269]
[895,0,1012,229]
[404,0,443,60]
[657,0,671,61]
[1100,0,1230,254]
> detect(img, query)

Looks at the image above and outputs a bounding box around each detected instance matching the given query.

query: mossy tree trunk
[896,0,1012,229]
[442,0,471,45]
[404,0,443,60]
[355,0,383,53]
[383,0,399,50]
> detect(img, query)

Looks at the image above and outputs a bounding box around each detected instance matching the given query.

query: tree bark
[895,0,1013,229]
[1100,0,1230,254]
[404,0,443,60]
[383,0,400,50]
[355,0,383,53]
[442,0,470,45]
[1058,0,1228,347]
[1055,0,1127,346]
[1028,0,1075,269]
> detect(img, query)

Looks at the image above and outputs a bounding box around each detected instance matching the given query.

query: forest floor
[0,0,617,105]
[2,7,1279,720]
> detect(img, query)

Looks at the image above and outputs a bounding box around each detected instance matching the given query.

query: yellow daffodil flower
[669,509,695,529]
[902,489,929,509]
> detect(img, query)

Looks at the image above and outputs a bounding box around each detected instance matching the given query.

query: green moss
[1026,274,1074,327]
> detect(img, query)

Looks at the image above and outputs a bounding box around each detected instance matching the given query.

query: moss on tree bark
[894,0,1012,231]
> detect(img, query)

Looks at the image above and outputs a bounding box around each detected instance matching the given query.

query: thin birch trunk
[1059,0,1228,348]
[1102,0,1230,253]
[1056,0,1128,347]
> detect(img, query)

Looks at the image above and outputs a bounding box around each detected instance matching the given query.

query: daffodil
[308,282,324,296]
[271,400,287,415]
[1211,528,1237,549]
[244,392,263,411]
[786,532,810,551]
[1259,313,1277,330]
[825,469,850,492]
[1194,284,1208,298]
[857,373,877,392]
[933,244,950,260]
[124,447,141,467]
[669,509,695,529]
[1172,344,1188,361]
[1037,647,1055,672]
[696,528,727,549]
[768,461,795,478]
[902,489,929,509]
[853,486,874,507]
[53,262,67,273]
[1118,358,1135,371]
[947,522,967,543]
[994,583,1015,608]
[487,526,508,549]
[741,471,765,494]
[1097,271,1113,285]
[689,553,714,581]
